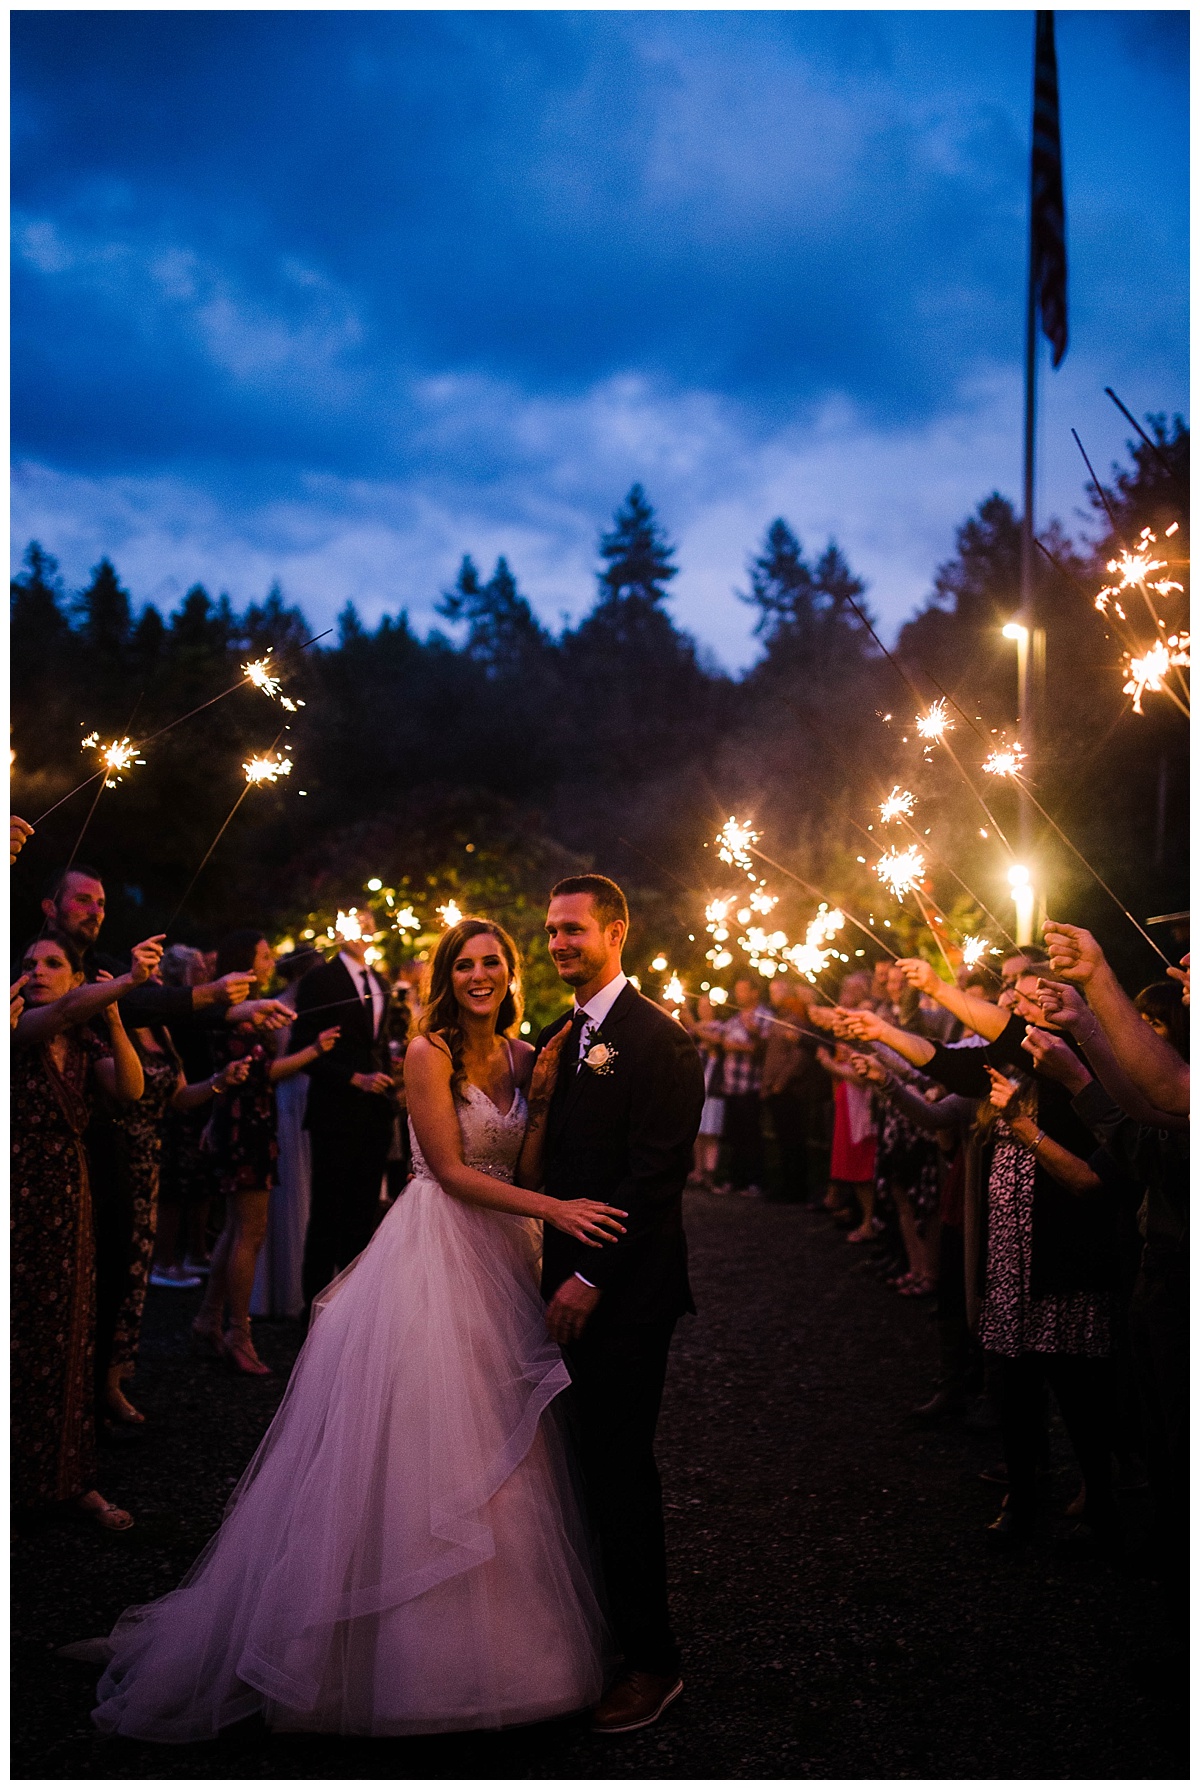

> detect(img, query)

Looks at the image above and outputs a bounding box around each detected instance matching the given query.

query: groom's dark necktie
[566,1005,590,1072]
[359,968,376,1038]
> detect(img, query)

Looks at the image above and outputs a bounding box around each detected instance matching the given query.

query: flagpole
[1020,175,1037,887]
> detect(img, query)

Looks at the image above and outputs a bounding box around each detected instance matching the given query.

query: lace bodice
[408,1082,528,1186]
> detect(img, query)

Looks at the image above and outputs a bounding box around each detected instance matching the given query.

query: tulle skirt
[93,1173,608,1740]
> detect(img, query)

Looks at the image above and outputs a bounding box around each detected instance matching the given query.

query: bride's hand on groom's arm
[545,1198,628,1247]
[527,1021,572,1109]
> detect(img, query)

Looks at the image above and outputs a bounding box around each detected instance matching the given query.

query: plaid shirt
[717,1006,772,1096]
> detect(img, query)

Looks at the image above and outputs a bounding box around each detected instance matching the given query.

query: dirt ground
[11,1190,1188,1780]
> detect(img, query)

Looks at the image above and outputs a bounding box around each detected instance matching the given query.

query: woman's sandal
[76,1491,134,1532]
[224,1326,272,1377]
[898,1276,938,1298]
[846,1223,874,1244]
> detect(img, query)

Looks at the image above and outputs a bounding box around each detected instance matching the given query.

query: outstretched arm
[13,937,163,1050]
[834,1005,936,1069]
[1042,922,1189,1116]
[897,958,1008,1043]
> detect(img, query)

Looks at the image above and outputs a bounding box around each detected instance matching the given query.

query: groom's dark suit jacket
[291,955,394,1147]
[537,983,704,1323]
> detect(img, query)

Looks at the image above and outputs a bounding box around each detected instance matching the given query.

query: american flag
[1031,11,1068,367]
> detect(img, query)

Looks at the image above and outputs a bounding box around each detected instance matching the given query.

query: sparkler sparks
[437,900,463,928]
[982,742,1027,778]
[960,936,990,970]
[716,817,759,871]
[1123,636,1191,715]
[879,787,916,825]
[81,735,146,788]
[748,889,778,914]
[335,909,365,942]
[661,973,686,1006]
[242,752,293,785]
[915,700,951,743]
[243,656,282,698]
[392,906,421,934]
[875,846,926,900]
[782,905,847,983]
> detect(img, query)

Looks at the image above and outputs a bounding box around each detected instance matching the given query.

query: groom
[537,874,704,1734]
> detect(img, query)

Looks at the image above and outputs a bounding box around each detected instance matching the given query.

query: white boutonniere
[583,1040,618,1075]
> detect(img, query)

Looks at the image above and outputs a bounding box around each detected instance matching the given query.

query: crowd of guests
[10,821,416,1534]
[679,929,1189,1668]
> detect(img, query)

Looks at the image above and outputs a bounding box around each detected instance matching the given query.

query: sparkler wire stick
[1071,428,1124,544]
[29,632,332,826]
[746,844,898,959]
[1104,388,1189,498]
[1012,774,1170,965]
[911,886,956,981]
[166,728,289,930]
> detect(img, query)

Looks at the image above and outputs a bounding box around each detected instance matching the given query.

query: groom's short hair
[549,874,629,932]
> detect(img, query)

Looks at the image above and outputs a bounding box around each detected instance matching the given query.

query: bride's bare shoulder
[406,1033,453,1071]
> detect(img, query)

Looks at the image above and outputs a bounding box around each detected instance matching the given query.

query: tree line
[10,419,1188,1010]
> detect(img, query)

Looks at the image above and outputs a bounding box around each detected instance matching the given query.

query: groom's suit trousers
[566,1315,680,1679]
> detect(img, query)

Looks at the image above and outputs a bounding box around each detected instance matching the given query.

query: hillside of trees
[10,421,1188,1019]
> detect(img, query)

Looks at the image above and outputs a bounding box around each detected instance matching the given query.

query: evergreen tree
[74,557,133,661]
[1087,414,1188,560]
[742,519,815,637]
[597,483,677,612]
[11,542,70,668]
[438,555,551,678]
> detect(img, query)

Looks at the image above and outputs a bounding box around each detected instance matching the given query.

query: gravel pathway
[12,1191,1187,1779]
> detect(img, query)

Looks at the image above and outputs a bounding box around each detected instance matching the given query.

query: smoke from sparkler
[243,752,293,785]
[879,787,916,825]
[875,846,926,899]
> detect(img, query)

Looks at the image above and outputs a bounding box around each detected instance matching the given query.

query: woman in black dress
[191,930,340,1375]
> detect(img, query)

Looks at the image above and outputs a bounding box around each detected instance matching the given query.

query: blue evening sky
[11,10,1189,666]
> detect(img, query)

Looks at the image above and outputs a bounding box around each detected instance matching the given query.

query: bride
[93,917,626,1741]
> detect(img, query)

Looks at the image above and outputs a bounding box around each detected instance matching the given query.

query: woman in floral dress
[11,930,159,1529]
[192,931,341,1375]
[104,1023,252,1426]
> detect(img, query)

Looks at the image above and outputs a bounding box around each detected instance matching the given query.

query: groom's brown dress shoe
[591,1670,683,1733]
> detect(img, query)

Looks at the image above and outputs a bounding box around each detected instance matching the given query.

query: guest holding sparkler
[702,974,771,1197]
[813,1032,877,1242]
[192,932,341,1375]
[150,946,217,1288]
[682,992,726,1190]
[12,930,159,1530]
[761,979,819,1203]
[844,959,1125,1549]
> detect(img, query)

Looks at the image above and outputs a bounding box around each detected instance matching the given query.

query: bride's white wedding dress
[93,1082,608,1740]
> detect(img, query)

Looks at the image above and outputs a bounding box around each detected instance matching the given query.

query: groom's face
[545,894,622,989]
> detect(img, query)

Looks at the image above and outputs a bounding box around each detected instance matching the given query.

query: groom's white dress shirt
[569,969,628,1290]
[572,970,628,1064]
[339,950,385,1040]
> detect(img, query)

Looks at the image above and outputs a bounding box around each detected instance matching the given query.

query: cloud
[9,10,1188,670]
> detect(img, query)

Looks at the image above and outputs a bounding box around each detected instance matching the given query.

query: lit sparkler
[243,656,283,699]
[915,700,951,743]
[335,909,365,942]
[782,905,847,983]
[1123,636,1191,715]
[242,752,293,785]
[960,936,990,971]
[875,846,926,900]
[82,735,146,788]
[661,973,686,1006]
[879,787,915,825]
[716,817,759,872]
[982,742,1027,779]
[392,905,421,933]
[748,888,778,914]
[437,900,463,928]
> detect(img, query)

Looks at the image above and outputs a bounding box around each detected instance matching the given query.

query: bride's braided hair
[419,917,523,1100]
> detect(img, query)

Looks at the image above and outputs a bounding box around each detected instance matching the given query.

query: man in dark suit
[291,909,395,1314]
[535,874,704,1735]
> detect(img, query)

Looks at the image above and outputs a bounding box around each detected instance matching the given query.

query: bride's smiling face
[451,934,510,1023]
